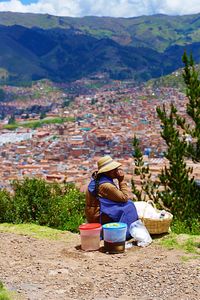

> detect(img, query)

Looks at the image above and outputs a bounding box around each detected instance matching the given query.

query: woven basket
[141,200,173,234]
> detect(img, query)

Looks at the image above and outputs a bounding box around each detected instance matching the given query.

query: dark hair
[92,171,101,197]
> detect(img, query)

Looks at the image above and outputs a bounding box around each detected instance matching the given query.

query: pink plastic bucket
[79,223,102,251]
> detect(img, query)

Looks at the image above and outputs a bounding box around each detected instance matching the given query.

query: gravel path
[0,232,199,300]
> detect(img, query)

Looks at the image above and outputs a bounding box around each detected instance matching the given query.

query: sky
[0,0,200,18]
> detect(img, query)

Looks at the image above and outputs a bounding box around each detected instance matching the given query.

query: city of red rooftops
[0,76,199,193]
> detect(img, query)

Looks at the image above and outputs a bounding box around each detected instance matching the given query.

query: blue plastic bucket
[102,223,127,253]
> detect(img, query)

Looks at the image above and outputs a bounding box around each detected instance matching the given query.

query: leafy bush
[43,183,86,232]
[0,190,14,223]
[12,177,54,224]
[171,219,200,235]
[0,178,85,232]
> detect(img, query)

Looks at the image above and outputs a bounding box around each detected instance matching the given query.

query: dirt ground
[0,231,199,300]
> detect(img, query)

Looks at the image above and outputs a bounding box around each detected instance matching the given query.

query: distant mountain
[1,12,200,84]
[2,12,200,51]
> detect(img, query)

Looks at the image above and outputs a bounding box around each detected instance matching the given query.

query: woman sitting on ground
[85,155,138,238]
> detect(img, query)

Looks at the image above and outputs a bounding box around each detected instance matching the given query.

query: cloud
[0,0,81,16]
[0,0,200,17]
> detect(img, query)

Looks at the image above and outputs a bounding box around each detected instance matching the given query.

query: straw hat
[97,155,121,174]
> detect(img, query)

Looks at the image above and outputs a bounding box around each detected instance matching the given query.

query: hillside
[0,224,199,300]
[1,12,200,51]
[1,12,200,83]
[147,69,185,90]
[147,63,200,90]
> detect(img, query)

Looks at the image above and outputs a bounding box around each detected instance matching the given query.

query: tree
[156,104,199,221]
[178,52,200,161]
[132,136,162,205]
[40,111,46,119]
[24,113,30,119]
[132,136,171,211]
[132,52,200,227]
[8,114,16,125]
[156,52,200,224]
[0,89,5,102]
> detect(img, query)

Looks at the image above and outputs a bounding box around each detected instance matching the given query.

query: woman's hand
[116,168,124,182]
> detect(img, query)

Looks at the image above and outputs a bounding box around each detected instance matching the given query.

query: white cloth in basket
[134,201,166,219]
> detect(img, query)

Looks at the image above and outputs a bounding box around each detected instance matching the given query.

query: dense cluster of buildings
[0,80,199,192]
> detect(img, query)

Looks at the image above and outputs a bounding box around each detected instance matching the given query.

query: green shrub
[171,219,200,235]
[49,187,86,232]
[0,177,86,232]
[11,177,54,224]
[0,190,14,223]
[8,178,85,232]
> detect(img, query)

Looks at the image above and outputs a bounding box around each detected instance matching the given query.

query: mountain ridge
[1,12,200,83]
[1,11,200,51]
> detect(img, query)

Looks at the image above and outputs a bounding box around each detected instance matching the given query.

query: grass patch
[137,95,148,100]
[79,26,113,38]
[85,82,105,89]
[158,232,200,255]
[181,255,200,262]
[0,223,76,241]
[3,117,75,130]
[159,234,179,250]
[2,124,18,130]
[123,97,131,103]
[0,281,12,300]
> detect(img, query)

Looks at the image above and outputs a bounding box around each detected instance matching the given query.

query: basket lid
[79,223,102,230]
[102,222,127,230]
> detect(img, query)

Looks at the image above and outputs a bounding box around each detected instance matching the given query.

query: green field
[3,117,75,130]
